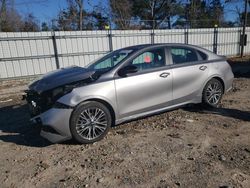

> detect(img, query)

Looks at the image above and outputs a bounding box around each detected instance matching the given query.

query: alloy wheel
[76,107,108,140]
[205,81,223,105]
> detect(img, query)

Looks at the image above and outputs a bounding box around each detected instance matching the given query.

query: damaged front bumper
[31,108,73,143]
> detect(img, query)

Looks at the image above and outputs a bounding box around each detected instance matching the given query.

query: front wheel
[202,78,224,108]
[70,101,112,144]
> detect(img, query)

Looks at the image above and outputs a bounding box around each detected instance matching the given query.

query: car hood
[29,66,96,93]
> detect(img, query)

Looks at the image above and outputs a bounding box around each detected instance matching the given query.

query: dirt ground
[0,60,250,188]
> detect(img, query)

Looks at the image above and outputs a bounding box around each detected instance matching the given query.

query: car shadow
[228,59,250,78]
[183,104,250,122]
[0,103,51,147]
[1,102,249,148]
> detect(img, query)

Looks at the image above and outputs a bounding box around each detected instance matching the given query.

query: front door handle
[199,65,207,71]
[160,72,170,78]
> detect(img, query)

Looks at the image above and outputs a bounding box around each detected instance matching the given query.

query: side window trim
[167,46,210,68]
[197,50,208,61]
[169,46,208,66]
[115,46,169,78]
[129,47,167,72]
[116,64,173,78]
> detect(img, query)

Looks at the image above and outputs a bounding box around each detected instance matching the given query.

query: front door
[115,48,173,119]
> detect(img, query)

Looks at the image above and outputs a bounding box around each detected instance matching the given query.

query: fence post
[151,30,155,44]
[51,31,60,69]
[240,32,248,56]
[213,25,218,54]
[240,0,248,57]
[151,20,155,44]
[238,29,242,55]
[107,26,113,52]
[184,27,189,44]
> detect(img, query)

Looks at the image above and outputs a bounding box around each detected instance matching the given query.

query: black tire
[202,78,224,108]
[70,101,112,144]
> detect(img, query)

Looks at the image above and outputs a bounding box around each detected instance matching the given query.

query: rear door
[115,47,173,119]
[169,46,209,104]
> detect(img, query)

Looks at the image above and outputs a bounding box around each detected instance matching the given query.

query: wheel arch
[201,76,225,107]
[209,76,225,93]
[85,98,116,126]
[202,75,225,94]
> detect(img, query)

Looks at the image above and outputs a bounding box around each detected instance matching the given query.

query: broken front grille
[25,90,52,117]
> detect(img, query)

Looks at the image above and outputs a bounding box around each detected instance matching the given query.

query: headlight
[31,100,37,107]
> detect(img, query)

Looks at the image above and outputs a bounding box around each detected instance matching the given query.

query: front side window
[130,48,165,71]
[171,47,198,64]
[88,48,135,72]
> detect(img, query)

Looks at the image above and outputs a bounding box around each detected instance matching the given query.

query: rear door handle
[199,65,207,71]
[159,72,170,78]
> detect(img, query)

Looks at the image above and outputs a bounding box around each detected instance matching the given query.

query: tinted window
[198,50,208,60]
[88,49,135,71]
[131,48,165,71]
[171,47,198,64]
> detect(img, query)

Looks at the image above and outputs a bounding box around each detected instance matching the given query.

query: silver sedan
[24,44,234,144]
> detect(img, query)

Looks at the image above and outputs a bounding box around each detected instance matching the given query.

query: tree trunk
[79,1,83,30]
[0,0,7,32]
[77,0,83,30]
[167,16,171,29]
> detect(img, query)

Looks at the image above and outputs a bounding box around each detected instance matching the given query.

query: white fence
[0,27,249,79]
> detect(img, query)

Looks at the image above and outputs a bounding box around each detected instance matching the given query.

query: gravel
[0,64,250,187]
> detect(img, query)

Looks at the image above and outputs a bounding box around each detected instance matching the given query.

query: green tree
[57,0,86,31]
[89,10,109,29]
[131,0,182,29]
[209,0,224,26]
[0,0,23,31]
[0,0,7,31]
[239,12,250,27]
[174,0,226,28]
[109,0,133,29]
[185,0,210,28]
[75,0,83,30]
[21,13,40,31]
[41,22,49,31]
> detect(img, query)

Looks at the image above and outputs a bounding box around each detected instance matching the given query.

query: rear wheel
[202,78,223,108]
[70,101,112,144]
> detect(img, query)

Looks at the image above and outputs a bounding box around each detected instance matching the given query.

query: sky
[13,0,245,25]
[14,0,101,24]
[15,0,67,23]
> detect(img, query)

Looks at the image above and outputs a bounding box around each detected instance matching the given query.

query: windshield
[88,48,135,72]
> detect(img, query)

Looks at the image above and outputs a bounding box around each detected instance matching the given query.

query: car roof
[122,43,220,59]
[123,43,202,49]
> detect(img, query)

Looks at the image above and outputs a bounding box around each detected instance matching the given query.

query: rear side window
[171,47,198,64]
[197,50,208,60]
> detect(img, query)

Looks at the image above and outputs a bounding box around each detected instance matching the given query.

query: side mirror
[118,65,138,77]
